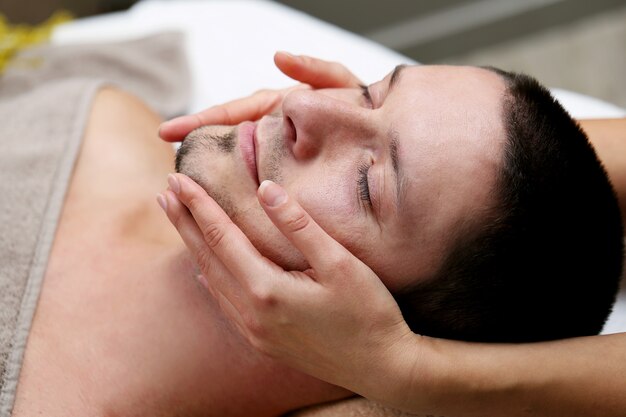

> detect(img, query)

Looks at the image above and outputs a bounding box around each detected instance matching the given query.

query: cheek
[294,186,372,260]
[232,164,370,271]
[229,196,307,270]
[287,161,357,217]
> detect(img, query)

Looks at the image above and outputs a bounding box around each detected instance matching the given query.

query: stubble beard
[174,121,287,220]
[173,122,311,270]
[174,126,237,216]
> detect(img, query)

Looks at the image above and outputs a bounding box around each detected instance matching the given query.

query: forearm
[392,333,626,417]
[579,118,626,222]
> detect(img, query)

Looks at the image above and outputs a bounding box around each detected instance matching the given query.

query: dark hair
[396,69,624,343]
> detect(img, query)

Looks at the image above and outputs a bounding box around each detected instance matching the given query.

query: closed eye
[357,161,372,208]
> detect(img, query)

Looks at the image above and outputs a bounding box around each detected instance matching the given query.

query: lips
[239,121,259,186]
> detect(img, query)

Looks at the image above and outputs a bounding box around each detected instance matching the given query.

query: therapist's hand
[159,52,362,142]
[158,174,421,399]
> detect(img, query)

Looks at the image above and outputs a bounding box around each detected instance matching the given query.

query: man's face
[176,65,506,291]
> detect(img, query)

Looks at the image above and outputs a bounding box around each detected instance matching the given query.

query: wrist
[374,335,512,414]
[355,330,435,411]
[413,338,534,416]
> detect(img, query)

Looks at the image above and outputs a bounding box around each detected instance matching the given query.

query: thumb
[257,180,352,278]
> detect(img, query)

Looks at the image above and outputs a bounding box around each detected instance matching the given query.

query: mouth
[239,121,259,186]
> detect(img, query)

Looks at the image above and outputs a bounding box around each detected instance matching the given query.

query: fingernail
[278,50,296,58]
[259,180,287,207]
[167,173,180,194]
[156,193,167,211]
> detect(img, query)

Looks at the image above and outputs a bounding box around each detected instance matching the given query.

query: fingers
[257,180,358,281]
[159,189,209,259]
[274,51,362,89]
[158,190,243,302]
[167,174,279,284]
[159,186,268,340]
[159,53,361,142]
[158,113,204,143]
[158,91,283,142]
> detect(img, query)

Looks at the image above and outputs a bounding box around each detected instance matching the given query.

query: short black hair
[396,69,624,343]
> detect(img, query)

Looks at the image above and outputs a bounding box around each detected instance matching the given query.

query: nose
[281,89,376,160]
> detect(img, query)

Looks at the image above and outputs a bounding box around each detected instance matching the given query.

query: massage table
[51,0,626,336]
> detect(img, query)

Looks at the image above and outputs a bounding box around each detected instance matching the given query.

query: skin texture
[162,62,508,412]
[175,65,506,292]
[162,55,626,416]
[11,88,350,417]
[163,117,626,417]
[12,50,625,416]
[13,53,370,417]
[159,52,363,142]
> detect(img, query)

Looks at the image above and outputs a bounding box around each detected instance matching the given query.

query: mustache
[174,122,287,187]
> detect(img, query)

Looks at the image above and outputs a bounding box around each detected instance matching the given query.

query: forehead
[390,65,507,163]
[379,65,507,285]
[388,65,507,121]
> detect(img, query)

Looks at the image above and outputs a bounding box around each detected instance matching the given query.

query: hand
[158,52,362,142]
[157,174,420,399]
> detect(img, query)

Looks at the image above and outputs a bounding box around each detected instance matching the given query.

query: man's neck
[14,242,348,417]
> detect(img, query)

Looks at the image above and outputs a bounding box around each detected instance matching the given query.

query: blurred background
[1,0,625,107]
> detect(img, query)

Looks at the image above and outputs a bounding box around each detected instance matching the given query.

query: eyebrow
[389,64,407,93]
[367,65,407,220]
[389,132,405,213]
[387,65,407,214]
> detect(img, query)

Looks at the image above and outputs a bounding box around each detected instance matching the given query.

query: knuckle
[208,106,232,125]
[221,107,234,124]
[250,283,279,310]
[201,221,227,249]
[284,211,310,234]
[327,252,354,273]
[195,249,215,274]
[186,193,205,213]
[298,54,313,65]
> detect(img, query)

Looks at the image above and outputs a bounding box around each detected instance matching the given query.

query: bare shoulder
[86,87,163,148]
[71,87,175,199]
[60,87,178,243]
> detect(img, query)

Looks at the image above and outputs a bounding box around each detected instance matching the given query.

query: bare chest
[11,89,179,415]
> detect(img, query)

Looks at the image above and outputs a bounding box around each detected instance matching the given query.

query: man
[172,63,623,343]
[160,60,626,417]
[5,60,623,417]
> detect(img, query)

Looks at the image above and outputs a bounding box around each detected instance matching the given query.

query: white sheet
[51,0,626,334]
[52,0,413,115]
